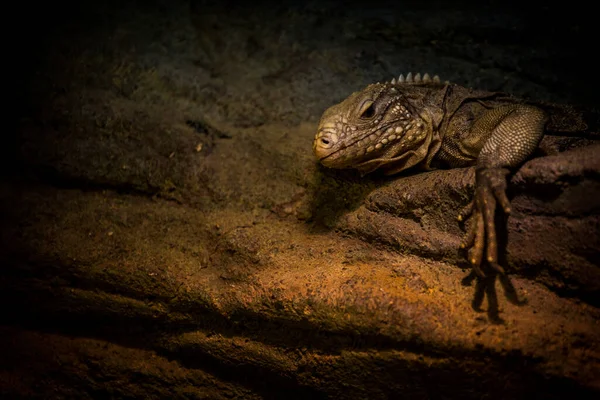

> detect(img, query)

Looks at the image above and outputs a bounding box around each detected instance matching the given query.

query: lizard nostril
[315,132,337,151]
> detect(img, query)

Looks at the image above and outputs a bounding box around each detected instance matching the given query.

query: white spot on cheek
[395,126,403,134]
[389,135,397,140]
[381,138,388,144]
[375,143,382,149]
[366,146,374,153]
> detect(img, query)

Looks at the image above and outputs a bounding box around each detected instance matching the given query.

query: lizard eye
[358,100,376,119]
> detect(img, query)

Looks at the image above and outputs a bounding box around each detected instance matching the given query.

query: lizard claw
[460,167,511,277]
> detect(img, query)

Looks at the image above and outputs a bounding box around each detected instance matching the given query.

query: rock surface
[2,0,599,398]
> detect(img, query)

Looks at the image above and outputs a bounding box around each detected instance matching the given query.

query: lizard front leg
[458,105,548,276]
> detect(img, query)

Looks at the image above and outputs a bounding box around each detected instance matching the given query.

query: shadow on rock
[304,167,383,231]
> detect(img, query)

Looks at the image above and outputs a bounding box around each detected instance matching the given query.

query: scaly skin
[313,72,548,277]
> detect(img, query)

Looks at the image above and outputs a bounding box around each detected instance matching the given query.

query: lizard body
[313,72,569,277]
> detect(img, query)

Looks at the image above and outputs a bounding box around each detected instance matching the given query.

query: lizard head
[313,77,440,175]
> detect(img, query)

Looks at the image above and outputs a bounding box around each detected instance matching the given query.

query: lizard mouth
[318,150,340,163]
[313,137,345,165]
[315,125,395,167]
[315,146,341,163]
[316,141,364,168]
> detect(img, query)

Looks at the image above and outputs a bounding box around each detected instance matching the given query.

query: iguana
[313,72,590,278]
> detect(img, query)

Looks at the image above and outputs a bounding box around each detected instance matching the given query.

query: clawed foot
[457,167,511,277]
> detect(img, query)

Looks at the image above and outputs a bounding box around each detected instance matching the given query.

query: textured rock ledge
[1,180,599,398]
